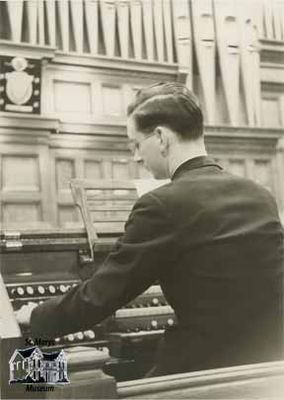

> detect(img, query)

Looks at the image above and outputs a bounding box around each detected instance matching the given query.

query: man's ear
[155,126,169,156]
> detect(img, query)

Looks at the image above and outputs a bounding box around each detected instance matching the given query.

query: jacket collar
[171,156,222,180]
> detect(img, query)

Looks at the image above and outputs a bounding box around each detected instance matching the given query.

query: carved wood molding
[54,52,178,76]
[0,40,56,61]
[0,112,58,144]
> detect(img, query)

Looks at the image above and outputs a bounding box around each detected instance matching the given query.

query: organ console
[6,278,102,347]
[0,178,177,393]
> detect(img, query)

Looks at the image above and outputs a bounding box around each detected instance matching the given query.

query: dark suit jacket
[31,156,284,375]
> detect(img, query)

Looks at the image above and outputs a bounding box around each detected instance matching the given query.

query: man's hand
[15,302,38,326]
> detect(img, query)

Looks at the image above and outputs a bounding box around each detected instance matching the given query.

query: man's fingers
[14,302,38,326]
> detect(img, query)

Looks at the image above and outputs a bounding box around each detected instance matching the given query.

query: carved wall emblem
[6,57,33,105]
[0,56,41,114]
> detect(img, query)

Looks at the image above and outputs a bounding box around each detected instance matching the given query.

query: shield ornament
[6,71,33,105]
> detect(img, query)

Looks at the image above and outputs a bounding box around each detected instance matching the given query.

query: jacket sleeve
[30,192,175,338]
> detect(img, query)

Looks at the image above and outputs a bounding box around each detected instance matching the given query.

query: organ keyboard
[1,231,109,350]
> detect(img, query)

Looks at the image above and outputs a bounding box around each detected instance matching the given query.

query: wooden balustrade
[117,361,284,399]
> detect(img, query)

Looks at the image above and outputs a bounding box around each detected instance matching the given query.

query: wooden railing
[117,361,284,399]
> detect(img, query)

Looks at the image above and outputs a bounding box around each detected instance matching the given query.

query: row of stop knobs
[10,283,78,296]
[122,297,166,308]
[122,318,175,332]
[54,329,96,343]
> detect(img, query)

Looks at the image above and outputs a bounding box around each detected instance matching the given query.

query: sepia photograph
[0,0,284,398]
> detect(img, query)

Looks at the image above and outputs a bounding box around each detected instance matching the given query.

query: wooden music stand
[70,179,138,261]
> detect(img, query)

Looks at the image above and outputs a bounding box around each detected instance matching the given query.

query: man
[16,82,283,376]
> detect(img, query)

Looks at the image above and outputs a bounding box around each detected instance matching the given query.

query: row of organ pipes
[1,0,284,127]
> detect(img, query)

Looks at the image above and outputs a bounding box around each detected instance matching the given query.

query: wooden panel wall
[0,144,52,229]
[215,155,276,193]
[50,147,142,229]
[206,132,282,215]
[0,123,280,231]
[41,65,154,123]
[0,140,147,230]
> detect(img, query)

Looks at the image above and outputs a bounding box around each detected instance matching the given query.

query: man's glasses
[128,132,156,155]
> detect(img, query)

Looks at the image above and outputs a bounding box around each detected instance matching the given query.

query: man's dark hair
[127,82,203,140]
